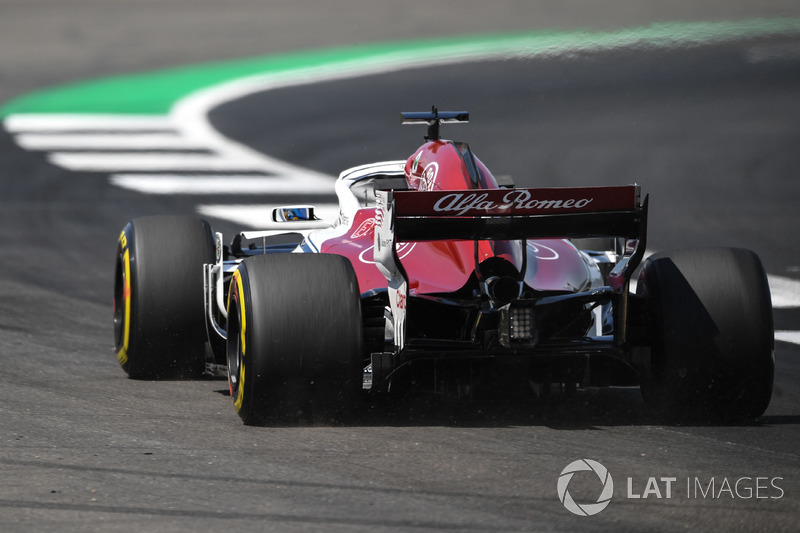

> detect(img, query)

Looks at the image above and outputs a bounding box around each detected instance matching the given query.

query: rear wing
[373,185,648,349]
[384,186,644,241]
[401,109,468,141]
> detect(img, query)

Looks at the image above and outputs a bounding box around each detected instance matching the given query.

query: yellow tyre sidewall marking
[116,232,132,366]
[230,268,247,411]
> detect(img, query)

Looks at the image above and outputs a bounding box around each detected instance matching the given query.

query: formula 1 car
[113,109,774,424]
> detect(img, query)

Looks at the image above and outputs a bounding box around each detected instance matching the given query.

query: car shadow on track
[215,385,791,429]
[351,387,648,429]
[215,386,651,428]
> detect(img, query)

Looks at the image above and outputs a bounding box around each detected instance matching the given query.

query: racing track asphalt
[1,2,800,532]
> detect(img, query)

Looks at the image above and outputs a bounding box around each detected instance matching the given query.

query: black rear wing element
[386,186,645,241]
[401,108,469,141]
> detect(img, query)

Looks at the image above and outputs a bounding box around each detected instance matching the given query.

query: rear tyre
[637,248,774,423]
[227,254,364,425]
[114,216,215,379]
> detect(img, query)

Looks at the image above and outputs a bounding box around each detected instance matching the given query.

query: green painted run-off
[2,17,799,118]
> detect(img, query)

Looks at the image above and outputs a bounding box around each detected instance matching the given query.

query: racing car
[113,108,774,425]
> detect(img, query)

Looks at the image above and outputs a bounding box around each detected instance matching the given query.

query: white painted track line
[4,114,174,132]
[15,133,206,150]
[111,174,334,195]
[770,275,800,346]
[49,153,268,172]
[4,114,337,191]
[768,275,800,309]
[776,331,800,345]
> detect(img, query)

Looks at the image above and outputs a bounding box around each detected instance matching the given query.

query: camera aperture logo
[557,459,614,516]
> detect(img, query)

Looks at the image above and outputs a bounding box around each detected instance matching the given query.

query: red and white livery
[114,108,775,425]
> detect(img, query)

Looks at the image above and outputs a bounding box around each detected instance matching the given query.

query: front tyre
[637,248,774,423]
[114,216,215,379]
[227,254,364,425]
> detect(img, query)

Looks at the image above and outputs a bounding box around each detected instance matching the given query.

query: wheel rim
[227,307,242,401]
[113,253,126,351]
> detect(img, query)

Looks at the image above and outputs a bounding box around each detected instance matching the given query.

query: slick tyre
[114,216,215,379]
[227,254,364,425]
[637,248,774,423]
